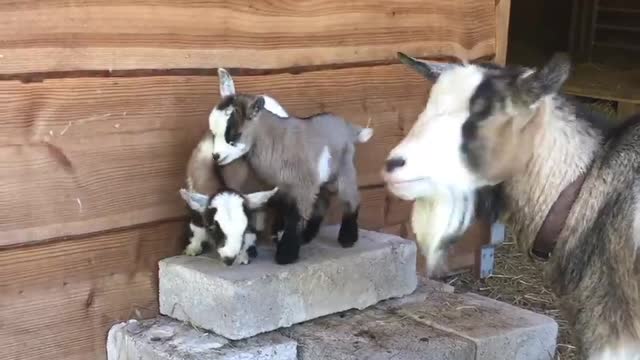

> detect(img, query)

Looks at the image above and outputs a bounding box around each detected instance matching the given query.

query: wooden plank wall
[0,1,508,359]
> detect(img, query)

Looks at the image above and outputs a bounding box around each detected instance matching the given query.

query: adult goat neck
[210,69,373,265]
[382,52,640,359]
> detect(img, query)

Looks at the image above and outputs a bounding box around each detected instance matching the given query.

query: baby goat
[210,69,373,264]
[180,180,277,266]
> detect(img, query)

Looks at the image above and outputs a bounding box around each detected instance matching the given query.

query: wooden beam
[326,187,389,230]
[0,0,495,74]
[0,64,432,247]
[494,0,512,65]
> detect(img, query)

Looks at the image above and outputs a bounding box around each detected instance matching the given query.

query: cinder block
[159,226,418,340]
[378,275,454,309]
[106,316,297,360]
[280,305,475,360]
[390,291,558,360]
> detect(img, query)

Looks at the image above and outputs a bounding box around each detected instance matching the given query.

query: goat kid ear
[245,187,278,209]
[515,52,571,106]
[179,188,209,213]
[249,96,266,119]
[218,68,236,97]
[397,52,456,82]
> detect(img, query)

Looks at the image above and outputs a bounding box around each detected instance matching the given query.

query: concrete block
[390,291,558,360]
[106,316,296,360]
[280,304,475,360]
[159,226,417,340]
[378,275,454,309]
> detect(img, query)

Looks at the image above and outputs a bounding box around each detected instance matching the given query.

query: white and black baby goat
[209,69,373,264]
[181,162,279,266]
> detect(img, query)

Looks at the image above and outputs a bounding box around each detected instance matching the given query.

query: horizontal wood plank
[0,0,496,74]
[326,187,388,230]
[0,64,431,247]
[0,221,184,360]
[385,195,413,226]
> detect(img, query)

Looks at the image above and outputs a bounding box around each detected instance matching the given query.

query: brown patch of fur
[474,102,546,183]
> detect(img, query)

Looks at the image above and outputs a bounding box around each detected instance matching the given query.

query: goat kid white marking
[385,65,487,200]
[317,146,332,184]
[185,223,207,256]
[358,128,374,143]
[209,96,288,165]
[235,233,257,265]
[209,107,238,161]
[210,192,248,260]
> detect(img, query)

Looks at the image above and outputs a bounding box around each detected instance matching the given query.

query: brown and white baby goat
[383,52,640,359]
[210,69,373,265]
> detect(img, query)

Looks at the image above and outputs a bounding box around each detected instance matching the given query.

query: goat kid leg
[184,222,209,256]
[336,154,361,247]
[302,186,332,243]
[235,233,257,265]
[275,201,304,265]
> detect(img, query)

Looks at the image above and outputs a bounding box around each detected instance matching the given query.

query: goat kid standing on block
[382,52,640,359]
[210,69,373,265]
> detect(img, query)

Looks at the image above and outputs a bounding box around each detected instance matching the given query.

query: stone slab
[159,226,418,340]
[281,305,475,360]
[106,316,297,360]
[389,291,558,360]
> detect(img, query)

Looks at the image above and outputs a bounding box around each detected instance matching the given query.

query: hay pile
[446,238,577,360]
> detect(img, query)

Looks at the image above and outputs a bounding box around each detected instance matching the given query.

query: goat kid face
[383,53,570,200]
[209,69,288,165]
[180,187,278,265]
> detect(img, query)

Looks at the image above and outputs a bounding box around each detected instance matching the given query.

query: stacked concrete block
[107,226,559,360]
[159,226,418,339]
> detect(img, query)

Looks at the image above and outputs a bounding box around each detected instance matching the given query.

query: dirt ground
[445,238,578,360]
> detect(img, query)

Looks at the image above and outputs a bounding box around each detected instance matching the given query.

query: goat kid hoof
[247,245,258,259]
[338,234,358,248]
[339,239,357,248]
[275,246,299,265]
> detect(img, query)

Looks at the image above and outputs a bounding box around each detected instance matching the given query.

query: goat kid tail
[349,119,374,144]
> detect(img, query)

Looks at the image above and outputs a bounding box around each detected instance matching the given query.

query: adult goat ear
[245,187,278,210]
[514,53,571,106]
[249,96,266,119]
[218,68,236,97]
[397,52,456,82]
[179,188,209,213]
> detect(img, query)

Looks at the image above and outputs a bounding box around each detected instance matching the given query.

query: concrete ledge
[389,291,558,360]
[159,226,418,340]
[109,277,557,360]
[281,303,475,360]
[106,316,297,360]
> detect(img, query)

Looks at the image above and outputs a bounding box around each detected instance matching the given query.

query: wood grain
[325,187,388,230]
[0,0,496,74]
[0,64,431,247]
[385,195,413,226]
[0,221,184,360]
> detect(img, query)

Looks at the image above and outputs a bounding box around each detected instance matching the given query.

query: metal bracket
[478,245,495,279]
